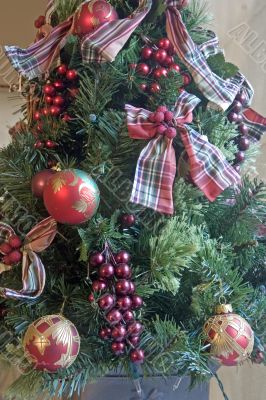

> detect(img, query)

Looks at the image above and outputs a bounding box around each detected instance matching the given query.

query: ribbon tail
[243,108,266,142]
[179,126,241,201]
[25,216,57,253]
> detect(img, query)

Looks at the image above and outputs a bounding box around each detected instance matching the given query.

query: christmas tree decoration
[43,169,100,225]
[31,169,56,198]
[203,304,254,366]
[74,0,119,37]
[120,214,136,228]
[23,314,80,372]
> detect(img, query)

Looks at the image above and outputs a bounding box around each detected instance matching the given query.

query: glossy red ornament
[121,214,136,228]
[153,67,168,80]
[235,151,245,163]
[111,324,127,341]
[31,169,56,198]
[182,72,192,86]
[33,111,42,121]
[53,80,65,91]
[153,49,167,64]
[23,314,80,372]
[98,294,115,310]
[169,63,181,73]
[57,64,68,75]
[232,101,243,113]
[34,140,44,149]
[88,293,95,302]
[157,38,171,50]
[239,124,249,135]
[99,263,115,279]
[115,280,131,295]
[139,83,147,92]
[165,127,177,139]
[128,336,140,347]
[228,112,239,123]
[43,169,100,224]
[237,114,243,124]
[45,95,54,105]
[136,63,150,76]
[131,295,143,310]
[8,235,22,249]
[117,296,132,311]
[74,0,118,36]
[239,137,250,151]
[0,243,12,255]
[128,281,136,295]
[92,280,107,292]
[123,310,134,322]
[66,69,78,81]
[115,263,132,279]
[163,55,174,66]
[106,309,123,325]
[43,84,55,96]
[154,111,165,123]
[50,106,61,117]
[89,252,104,267]
[141,47,153,60]
[99,327,112,341]
[127,321,144,337]
[236,92,247,106]
[114,251,131,264]
[157,125,167,135]
[45,140,58,149]
[111,341,125,355]
[9,250,22,264]
[150,82,161,94]
[53,95,65,107]
[130,349,145,364]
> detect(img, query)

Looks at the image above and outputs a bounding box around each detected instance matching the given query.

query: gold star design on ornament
[34,335,50,356]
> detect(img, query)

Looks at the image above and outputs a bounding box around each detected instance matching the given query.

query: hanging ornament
[31,169,56,198]
[74,0,118,37]
[43,169,100,225]
[203,304,254,366]
[23,314,80,373]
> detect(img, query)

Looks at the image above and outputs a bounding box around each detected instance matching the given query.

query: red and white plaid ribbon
[0,217,57,300]
[126,91,241,214]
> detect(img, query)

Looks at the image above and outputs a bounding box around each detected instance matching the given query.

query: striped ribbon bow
[126,92,241,215]
[0,217,57,300]
[4,0,152,80]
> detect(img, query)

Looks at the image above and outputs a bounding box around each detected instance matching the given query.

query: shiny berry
[141,47,153,60]
[139,83,147,92]
[45,95,53,105]
[127,321,144,336]
[136,63,150,76]
[131,295,143,310]
[43,84,55,96]
[239,137,250,151]
[164,111,174,122]
[157,125,167,135]
[154,112,165,123]
[150,82,161,94]
[117,296,132,311]
[92,280,107,292]
[9,250,22,264]
[57,64,68,75]
[111,341,125,355]
[128,281,136,295]
[66,69,78,81]
[158,38,171,50]
[42,108,50,116]
[165,127,177,139]
[53,95,65,107]
[99,327,112,341]
[157,106,168,113]
[169,63,181,73]
[45,140,57,149]
[153,49,167,64]
[34,16,46,29]
[228,112,239,123]
[236,92,247,105]
[8,235,22,249]
[90,252,104,267]
[235,151,245,163]
[237,114,243,124]
[50,106,61,116]
[98,294,115,310]
[88,293,95,303]
[34,140,44,149]
[121,214,136,228]
[130,349,145,364]
[163,56,174,66]
[99,263,115,279]
[115,263,132,279]
[128,336,140,347]
[153,67,168,80]
[239,124,249,135]
[106,309,123,325]
[62,114,72,122]
[123,310,135,322]
[115,279,131,295]
[0,243,12,255]
[111,324,127,341]
[232,101,243,113]
[182,72,192,86]
[53,80,65,91]
[114,251,131,264]
[33,111,42,121]
[129,63,137,70]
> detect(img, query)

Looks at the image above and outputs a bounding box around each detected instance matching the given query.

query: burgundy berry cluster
[88,248,145,364]
[133,37,191,94]
[228,92,250,169]
[0,234,23,266]
[149,106,177,139]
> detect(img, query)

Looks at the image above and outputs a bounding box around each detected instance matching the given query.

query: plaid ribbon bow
[0,217,57,300]
[5,0,152,80]
[126,92,241,215]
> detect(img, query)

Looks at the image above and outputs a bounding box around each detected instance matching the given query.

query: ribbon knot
[126,91,241,215]
[0,217,57,300]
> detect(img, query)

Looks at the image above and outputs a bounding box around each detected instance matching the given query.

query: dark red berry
[127,321,144,336]
[111,341,125,355]
[111,324,127,341]
[232,101,243,113]
[90,252,104,267]
[117,296,132,311]
[66,69,78,81]
[9,235,22,249]
[141,47,153,60]
[114,251,131,264]
[123,310,135,322]
[131,295,143,310]
[88,293,95,303]
[239,123,249,135]
[99,263,115,279]
[57,64,68,75]
[115,264,132,279]
[121,214,136,228]
[92,280,107,292]
[9,250,22,264]
[128,336,140,347]
[235,151,245,163]
[98,294,115,310]
[130,349,145,364]
[99,327,112,341]
[115,280,131,295]
[157,38,171,50]
[239,137,250,151]
[106,309,123,325]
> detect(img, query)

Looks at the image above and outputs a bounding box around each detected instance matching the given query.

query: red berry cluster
[33,64,78,149]
[88,248,145,364]
[149,106,177,139]
[0,235,22,266]
[34,15,46,29]
[228,92,250,171]
[134,38,191,94]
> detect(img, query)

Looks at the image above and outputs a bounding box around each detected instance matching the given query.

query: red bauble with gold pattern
[203,304,254,366]
[74,0,118,37]
[23,314,80,373]
[43,169,100,225]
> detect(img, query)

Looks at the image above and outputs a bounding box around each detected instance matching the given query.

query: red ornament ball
[153,49,167,64]
[74,0,118,36]
[45,95,54,105]
[136,63,150,76]
[130,349,145,364]
[9,235,22,249]
[239,137,250,151]
[53,80,65,91]
[98,294,115,310]
[127,321,144,337]
[111,324,127,341]
[89,252,104,267]
[150,82,161,94]
[43,84,55,96]
[131,295,143,310]
[31,170,56,198]
[9,250,22,265]
[116,296,132,311]
[43,169,100,225]
[66,69,78,81]
[203,304,254,366]
[88,293,95,303]
[34,140,44,149]
[50,106,61,117]
[169,63,181,73]
[121,214,136,228]
[99,263,115,279]
[111,341,125,355]
[106,309,123,325]
[141,47,153,60]
[153,67,168,80]
[182,72,192,86]
[114,251,131,264]
[115,263,132,279]
[123,310,134,322]
[115,279,131,295]
[157,38,171,50]
[99,327,111,341]
[23,314,80,373]
[92,279,107,292]
[33,111,42,121]
[57,64,68,76]
[53,95,65,107]
[0,243,12,255]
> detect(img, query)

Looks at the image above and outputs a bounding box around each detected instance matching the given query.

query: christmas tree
[0,0,265,399]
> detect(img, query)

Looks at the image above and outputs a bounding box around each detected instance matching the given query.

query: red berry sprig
[148,106,177,139]
[88,245,145,364]
[0,234,23,266]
